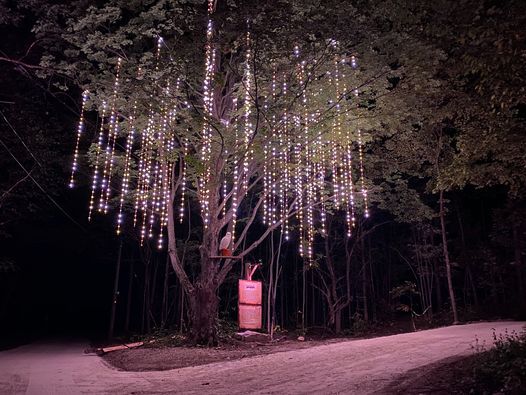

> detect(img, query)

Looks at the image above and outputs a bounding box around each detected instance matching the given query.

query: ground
[385,355,475,394]
[0,321,524,394]
[103,336,350,371]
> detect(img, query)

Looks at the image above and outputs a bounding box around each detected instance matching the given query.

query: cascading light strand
[199,14,215,229]
[88,101,107,221]
[116,99,137,235]
[302,61,314,260]
[99,57,122,214]
[282,78,290,240]
[340,58,354,237]
[72,14,375,251]
[69,90,89,189]
[341,60,357,231]
[231,98,240,244]
[140,114,155,245]
[222,150,228,219]
[149,37,165,240]
[357,127,369,218]
[271,65,278,226]
[263,140,269,225]
[134,123,147,227]
[157,82,171,249]
[242,30,253,196]
[139,37,163,244]
[179,136,188,223]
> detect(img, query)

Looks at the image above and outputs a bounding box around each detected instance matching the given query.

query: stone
[234,330,270,342]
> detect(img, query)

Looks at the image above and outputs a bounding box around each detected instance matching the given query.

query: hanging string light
[340,56,355,237]
[199,10,216,229]
[88,101,107,221]
[69,90,89,189]
[282,77,290,241]
[71,0,374,258]
[180,136,188,223]
[231,98,240,244]
[156,82,171,249]
[99,57,122,214]
[116,99,137,235]
[242,30,253,196]
[357,128,369,218]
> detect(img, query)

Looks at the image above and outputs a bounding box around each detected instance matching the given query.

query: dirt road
[0,321,524,394]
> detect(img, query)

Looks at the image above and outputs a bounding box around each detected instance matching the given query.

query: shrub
[463,329,526,394]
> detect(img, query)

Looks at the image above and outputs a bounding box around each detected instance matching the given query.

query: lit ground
[0,321,524,394]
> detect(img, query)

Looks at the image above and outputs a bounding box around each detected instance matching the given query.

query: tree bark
[187,279,219,346]
[439,190,459,323]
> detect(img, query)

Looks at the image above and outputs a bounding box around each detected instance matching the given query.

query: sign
[239,304,262,329]
[238,280,262,305]
[238,279,262,329]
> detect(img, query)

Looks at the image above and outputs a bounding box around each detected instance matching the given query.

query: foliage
[350,312,369,335]
[0,258,19,273]
[0,62,73,239]
[139,328,188,348]
[465,330,526,394]
[216,316,238,341]
[0,0,524,341]
[390,281,419,314]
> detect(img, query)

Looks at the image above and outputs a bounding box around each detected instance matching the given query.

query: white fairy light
[99,57,122,214]
[180,137,188,223]
[242,31,253,196]
[357,128,369,218]
[282,78,290,240]
[74,2,374,254]
[69,90,89,188]
[116,100,137,235]
[88,101,107,221]
[351,55,357,69]
[199,14,216,229]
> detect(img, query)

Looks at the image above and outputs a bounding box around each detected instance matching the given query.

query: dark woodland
[0,0,525,351]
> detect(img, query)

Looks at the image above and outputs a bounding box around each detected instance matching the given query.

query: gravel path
[0,321,524,394]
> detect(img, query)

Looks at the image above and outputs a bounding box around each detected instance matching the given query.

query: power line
[0,108,43,168]
[0,136,88,233]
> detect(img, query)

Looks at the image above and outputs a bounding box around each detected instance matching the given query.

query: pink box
[238,280,262,305]
[239,304,262,329]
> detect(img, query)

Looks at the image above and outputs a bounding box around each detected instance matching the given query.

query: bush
[463,329,526,394]
[351,312,369,335]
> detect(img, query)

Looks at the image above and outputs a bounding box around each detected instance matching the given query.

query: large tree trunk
[188,281,219,346]
[167,164,225,344]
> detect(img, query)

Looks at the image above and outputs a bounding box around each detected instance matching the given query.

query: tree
[11,0,522,339]
[36,0,399,344]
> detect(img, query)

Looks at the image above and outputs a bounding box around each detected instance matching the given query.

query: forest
[0,0,525,349]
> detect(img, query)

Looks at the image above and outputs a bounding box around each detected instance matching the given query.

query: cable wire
[0,136,88,233]
[0,108,43,168]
